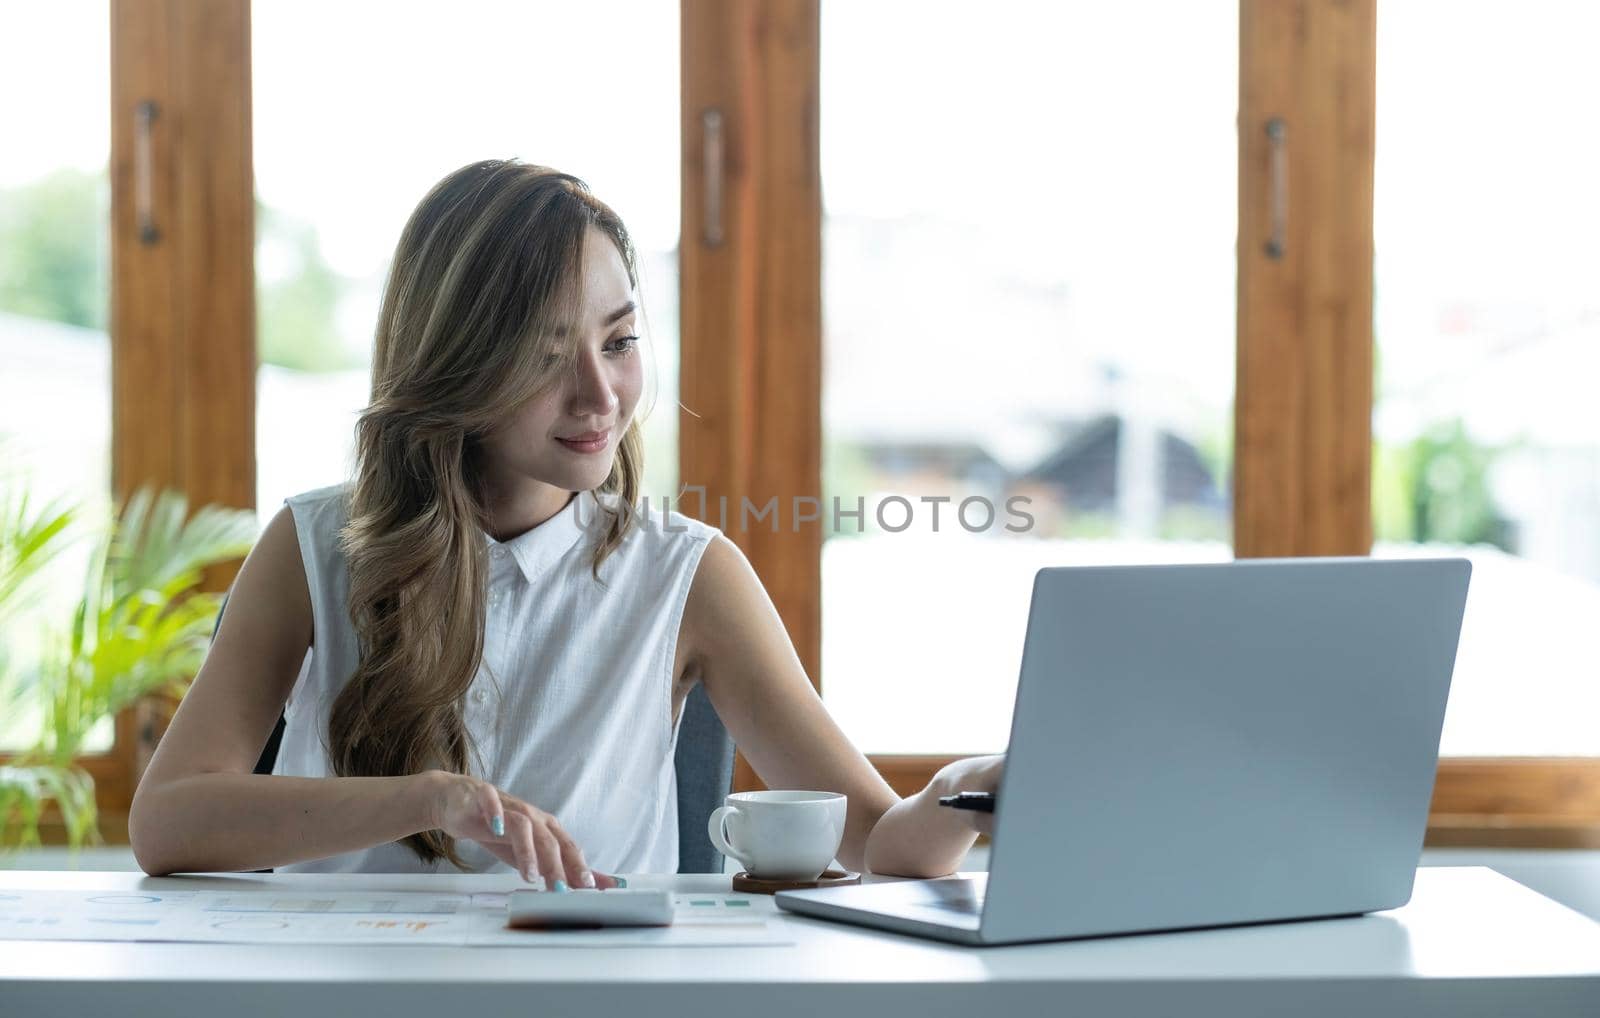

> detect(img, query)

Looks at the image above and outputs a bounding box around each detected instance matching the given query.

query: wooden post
[680,0,822,792]
[1235,0,1376,557]
[106,0,255,810]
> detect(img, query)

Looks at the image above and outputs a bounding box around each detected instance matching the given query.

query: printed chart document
[0,887,791,947]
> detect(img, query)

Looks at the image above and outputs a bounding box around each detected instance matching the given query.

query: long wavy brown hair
[329,160,646,867]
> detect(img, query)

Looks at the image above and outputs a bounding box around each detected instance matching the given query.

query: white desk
[3,867,1598,1017]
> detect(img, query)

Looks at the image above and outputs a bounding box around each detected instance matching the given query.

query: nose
[565,346,618,421]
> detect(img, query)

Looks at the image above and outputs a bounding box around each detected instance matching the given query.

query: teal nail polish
[553,880,568,892]
[490,816,504,837]
[615,877,628,889]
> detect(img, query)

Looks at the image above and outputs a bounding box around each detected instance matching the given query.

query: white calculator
[507,888,675,928]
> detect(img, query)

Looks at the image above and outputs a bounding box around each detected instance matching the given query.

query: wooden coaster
[731,868,861,895]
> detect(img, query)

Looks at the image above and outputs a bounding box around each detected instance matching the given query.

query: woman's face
[481,227,644,495]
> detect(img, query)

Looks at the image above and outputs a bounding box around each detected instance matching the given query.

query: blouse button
[473,689,487,704]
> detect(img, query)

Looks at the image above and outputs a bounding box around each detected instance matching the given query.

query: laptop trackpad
[841,876,986,918]
[909,876,985,913]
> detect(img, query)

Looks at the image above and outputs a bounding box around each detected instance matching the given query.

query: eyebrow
[554,301,636,337]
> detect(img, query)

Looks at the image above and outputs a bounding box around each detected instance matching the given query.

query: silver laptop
[776,557,1471,946]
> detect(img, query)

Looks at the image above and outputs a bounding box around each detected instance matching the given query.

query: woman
[129,160,1002,889]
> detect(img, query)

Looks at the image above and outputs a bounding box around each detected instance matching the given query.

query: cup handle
[707,805,746,866]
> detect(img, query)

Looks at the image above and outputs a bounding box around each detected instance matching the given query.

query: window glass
[820,2,1238,753]
[1374,1,1600,754]
[0,2,113,752]
[254,0,681,525]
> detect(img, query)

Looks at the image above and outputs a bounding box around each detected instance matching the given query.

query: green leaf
[2,478,259,849]
[0,484,79,628]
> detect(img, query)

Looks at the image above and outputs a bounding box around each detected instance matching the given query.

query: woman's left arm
[682,534,1001,877]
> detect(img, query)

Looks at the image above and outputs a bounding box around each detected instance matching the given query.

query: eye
[605,334,640,357]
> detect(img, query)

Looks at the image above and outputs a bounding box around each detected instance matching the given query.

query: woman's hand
[862,753,1006,878]
[935,754,1005,838]
[422,770,621,890]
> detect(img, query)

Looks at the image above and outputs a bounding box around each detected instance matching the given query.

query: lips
[555,429,611,453]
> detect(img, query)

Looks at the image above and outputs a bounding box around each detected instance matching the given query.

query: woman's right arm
[127,506,601,888]
[129,505,448,874]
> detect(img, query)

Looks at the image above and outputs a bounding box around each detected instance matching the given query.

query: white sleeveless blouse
[275,484,718,876]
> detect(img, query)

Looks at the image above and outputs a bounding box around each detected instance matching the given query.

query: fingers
[497,802,575,890]
[529,819,568,890]
[502,810,540,884]
[481,843,617,889]
[477,781,505,839]
[480,835,617,889]
[549,824,596,889]
[477,840,517,869]
[465,785,612,890]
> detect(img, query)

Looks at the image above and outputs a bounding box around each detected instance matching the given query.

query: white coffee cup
[707,790,847,881]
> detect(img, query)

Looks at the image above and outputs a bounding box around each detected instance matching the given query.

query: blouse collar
[482,490,596,583]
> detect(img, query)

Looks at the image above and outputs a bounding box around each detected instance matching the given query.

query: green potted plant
[0,481,256,854]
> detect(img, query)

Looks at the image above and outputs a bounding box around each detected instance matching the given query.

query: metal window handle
[1264,117,1287,260]
[135,100,160,245]
[702,108,724,247]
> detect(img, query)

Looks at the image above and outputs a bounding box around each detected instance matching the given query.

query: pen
[937,792,996,813]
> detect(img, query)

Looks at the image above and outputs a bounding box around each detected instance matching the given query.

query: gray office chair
[215,596,736,873]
